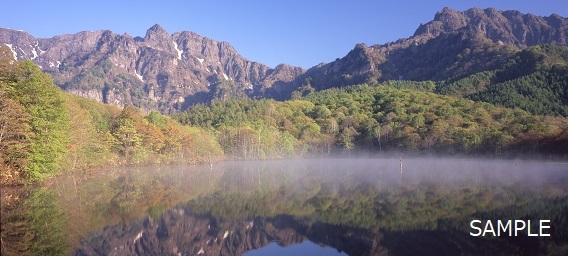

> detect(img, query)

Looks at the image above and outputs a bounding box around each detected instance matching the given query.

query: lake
[1,158,567,255]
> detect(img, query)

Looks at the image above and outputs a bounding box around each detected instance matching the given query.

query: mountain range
[1,7,567,113]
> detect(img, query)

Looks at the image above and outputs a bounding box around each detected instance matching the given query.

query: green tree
[6,61,70,180]
[113,118,142,159]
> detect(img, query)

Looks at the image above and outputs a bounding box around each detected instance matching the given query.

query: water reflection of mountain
[75,196,568,256]
[75,209,382,256]
[72,159,568,255]
[4,158,568,255]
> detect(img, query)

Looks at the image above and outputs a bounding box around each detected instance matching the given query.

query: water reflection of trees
[80,160,568,254]
[1,188,67,255]
[2,159,568,255]
[73,183,568,255]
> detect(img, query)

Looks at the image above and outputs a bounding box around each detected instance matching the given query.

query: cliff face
[298,7,567,91]
[0,25,304,112]
[414,7,568,47]
[1,7,566,109]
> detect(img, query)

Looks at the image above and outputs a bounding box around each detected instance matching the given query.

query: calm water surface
[1,158,567,255]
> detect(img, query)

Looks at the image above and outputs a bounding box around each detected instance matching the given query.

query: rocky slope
[415,7,568,47]
[0,25,303,112]
[1,7,566,111]
[298,7,568,92]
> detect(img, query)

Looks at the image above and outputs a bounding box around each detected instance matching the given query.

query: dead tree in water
[400,157,403,176]
[208,155,212,181]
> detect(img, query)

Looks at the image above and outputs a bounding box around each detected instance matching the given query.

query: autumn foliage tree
[1,47,224,184]
[1,45,69,181]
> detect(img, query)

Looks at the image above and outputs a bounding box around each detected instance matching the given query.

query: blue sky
[2,1,566,68]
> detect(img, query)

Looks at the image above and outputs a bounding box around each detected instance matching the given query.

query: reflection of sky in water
[244,241,347,256]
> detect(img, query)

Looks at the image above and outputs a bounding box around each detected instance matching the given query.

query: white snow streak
[4,44,17,61]
[223,231,229,239]
[135,70,144,82]
[222,73,229,80]
[30,46,38,60]
[196,57,204,64]
[134,231,143,243]
[34,41,45,54]
[3,27,24,32]
[246,220,254,229]
[173,41,183,60]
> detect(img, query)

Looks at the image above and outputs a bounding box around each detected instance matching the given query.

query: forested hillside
[436,45,568,116]
[0,45,222,185]
[289,44,568,118]
[175,84,568,158]
[2,44,568,185]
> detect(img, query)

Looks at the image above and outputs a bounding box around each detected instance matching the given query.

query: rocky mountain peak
[414,7,568,48]
[1,8,566,113]
[483,7,500,17]
[143,24,173,49]
[298,7,567,93]
[0,25,305,112]
[434,7,460,20]
[0,28,39,61]
[148,24,166,32]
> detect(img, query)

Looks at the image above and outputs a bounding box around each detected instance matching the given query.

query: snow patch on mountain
[173,41,183,60]
[135,70,144,82]
[4,44,17,60]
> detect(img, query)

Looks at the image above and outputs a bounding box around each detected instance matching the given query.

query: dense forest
[1,44,568,185]
[436,45,568,116]
[0,45,222,185]
[175,84,568,158]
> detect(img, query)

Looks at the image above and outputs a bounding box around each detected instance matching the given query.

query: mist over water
[229,157,567,188]
[2,157,567,255]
